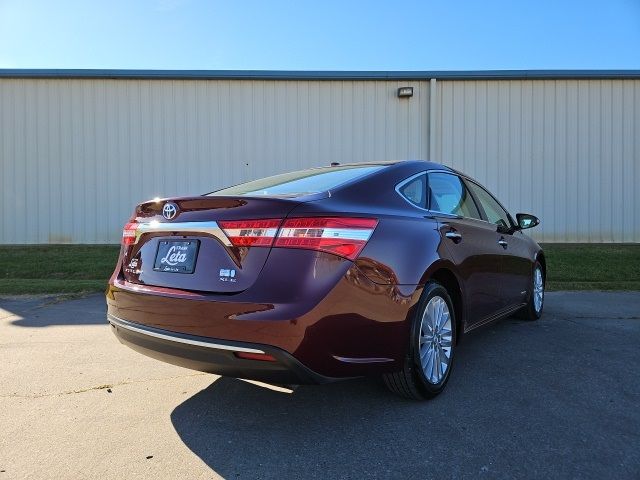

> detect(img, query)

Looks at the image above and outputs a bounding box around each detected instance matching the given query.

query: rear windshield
[208,165,385,197]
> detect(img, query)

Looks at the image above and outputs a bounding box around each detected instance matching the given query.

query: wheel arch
[536,250,547,281]
[427,265,465,344]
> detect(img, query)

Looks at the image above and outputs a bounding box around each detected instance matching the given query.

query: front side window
[465,180,512,230]
[428,172,481,219]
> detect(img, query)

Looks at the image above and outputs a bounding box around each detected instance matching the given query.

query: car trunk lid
[120,196,307,293]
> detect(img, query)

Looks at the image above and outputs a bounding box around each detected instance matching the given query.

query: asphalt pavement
[1,291,639,479]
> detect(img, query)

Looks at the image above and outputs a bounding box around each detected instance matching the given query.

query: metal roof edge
[1,69,639,81]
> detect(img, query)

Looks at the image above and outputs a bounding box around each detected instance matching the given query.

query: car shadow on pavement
[170,375,416,479]
[170,312,640,479]
[2,294,106,327]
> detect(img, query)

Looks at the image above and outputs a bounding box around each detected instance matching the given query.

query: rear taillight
[274,217,378,260]
[219,219,281,247]
[122,222,138,246]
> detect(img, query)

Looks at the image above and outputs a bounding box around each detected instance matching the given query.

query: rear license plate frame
[153,239,200,274]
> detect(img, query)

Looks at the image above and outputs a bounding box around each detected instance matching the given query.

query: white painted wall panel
[0,79,429,243]
[1,77,638,244]
[434,79,640,242]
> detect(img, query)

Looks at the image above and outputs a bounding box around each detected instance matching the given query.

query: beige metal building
[0,70,639,244]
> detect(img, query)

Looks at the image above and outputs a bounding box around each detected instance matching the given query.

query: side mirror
[516,213,540,230]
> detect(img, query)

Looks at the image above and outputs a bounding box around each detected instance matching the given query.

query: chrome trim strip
[108,314,266,354]
[463,303,526,334]
[134,221,232,246]
[332,355,394,364]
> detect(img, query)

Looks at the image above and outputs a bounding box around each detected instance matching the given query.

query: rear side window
[428,172,481,219]
[209,165,385,197]
[397,173,427,209]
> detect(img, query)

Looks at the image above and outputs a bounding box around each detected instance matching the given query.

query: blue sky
[1,0,639,70]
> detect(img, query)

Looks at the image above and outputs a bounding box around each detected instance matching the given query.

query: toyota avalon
[106,160,544,399]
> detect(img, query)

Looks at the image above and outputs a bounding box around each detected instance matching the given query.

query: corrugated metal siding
[434,79,640,242]
[1,76,638,244]
[0,79,429,243]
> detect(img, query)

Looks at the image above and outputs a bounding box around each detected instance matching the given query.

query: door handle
[498,238,508,248]
[445,231,462,243]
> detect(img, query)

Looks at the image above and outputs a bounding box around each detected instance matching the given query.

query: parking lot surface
[1,291,639,479]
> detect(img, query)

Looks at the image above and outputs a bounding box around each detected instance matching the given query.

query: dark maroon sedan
[107,161,544,399]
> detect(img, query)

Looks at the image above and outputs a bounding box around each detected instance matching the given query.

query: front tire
[515,261,545,321]
[383,282,457,400]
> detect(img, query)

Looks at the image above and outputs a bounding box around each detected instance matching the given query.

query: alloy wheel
[419,296,453,384]
[533,267,544,313]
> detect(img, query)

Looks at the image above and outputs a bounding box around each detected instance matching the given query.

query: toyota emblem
[162,202,179,220]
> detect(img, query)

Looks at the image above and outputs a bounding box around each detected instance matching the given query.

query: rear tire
[515,261,545,321]
[383,282,457,400]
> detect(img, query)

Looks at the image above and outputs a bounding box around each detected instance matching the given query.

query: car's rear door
[464,179,532,310]
[427,172,505,327]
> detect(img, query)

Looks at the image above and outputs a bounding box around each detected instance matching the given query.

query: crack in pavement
[1,372,210,399]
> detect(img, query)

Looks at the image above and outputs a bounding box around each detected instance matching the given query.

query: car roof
[316,159,453,171]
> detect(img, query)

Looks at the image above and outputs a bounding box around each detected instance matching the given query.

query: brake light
[219,219,281,247]
[122,222,138,246]
[274,217,378,260]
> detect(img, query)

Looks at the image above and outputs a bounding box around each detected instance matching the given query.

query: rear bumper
[106,248,419,378]
[108,313,339,385]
